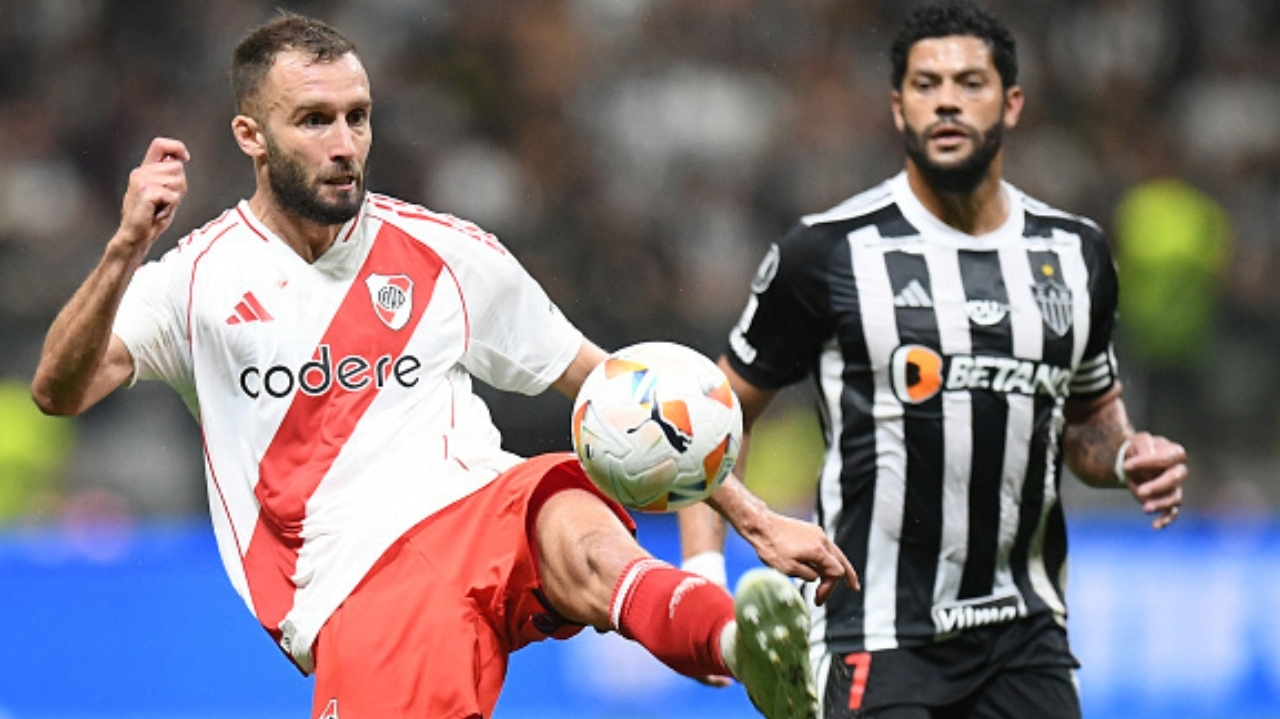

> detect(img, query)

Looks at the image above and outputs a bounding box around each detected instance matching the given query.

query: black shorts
[821,613,1081,719]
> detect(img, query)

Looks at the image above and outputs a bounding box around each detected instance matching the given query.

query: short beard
[266,140,365,226]
[903,117,1003,195]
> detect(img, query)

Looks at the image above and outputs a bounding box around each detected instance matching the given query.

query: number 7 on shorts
[844,652,872,710]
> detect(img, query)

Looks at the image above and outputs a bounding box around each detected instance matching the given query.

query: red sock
[609,558,734,678]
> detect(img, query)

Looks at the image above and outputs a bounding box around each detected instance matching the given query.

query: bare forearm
[1062,389,1133,487]
[34,138,190,415]
[682,419,755,557]
[705,474,774,543]
[32,239,141,415]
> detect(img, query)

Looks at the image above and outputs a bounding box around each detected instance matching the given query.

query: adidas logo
[226,291,274,325]
[893,279,933,308]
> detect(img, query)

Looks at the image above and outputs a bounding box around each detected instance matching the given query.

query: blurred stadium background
[0,0,1277,716]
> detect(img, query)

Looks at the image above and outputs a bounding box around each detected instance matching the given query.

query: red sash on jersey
[242,223,446,647]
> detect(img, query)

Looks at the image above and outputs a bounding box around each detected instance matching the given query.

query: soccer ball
[571,342,742,512]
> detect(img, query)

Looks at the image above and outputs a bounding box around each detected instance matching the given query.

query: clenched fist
[115,137,190,257]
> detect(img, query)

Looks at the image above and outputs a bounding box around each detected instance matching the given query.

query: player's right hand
[115,137,190,256]
[756,512,860,605]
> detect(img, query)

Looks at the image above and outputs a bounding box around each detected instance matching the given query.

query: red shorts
[310,452,634,719]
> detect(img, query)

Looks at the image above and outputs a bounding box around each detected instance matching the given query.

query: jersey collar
[235,198,368,272]
[889,171,1026,249]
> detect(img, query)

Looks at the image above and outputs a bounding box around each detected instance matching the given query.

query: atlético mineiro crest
[365,273,413,330]
[1031,276,1073,337]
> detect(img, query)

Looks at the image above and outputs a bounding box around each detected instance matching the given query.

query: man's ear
[232,114,267,158]
[1003,85,1025,131]
[890,90,906,133]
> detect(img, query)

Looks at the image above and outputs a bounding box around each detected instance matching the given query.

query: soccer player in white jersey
[30,13,857,719]
[678,2,1189,718]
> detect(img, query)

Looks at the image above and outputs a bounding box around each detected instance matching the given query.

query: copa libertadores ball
[571,342,743,512]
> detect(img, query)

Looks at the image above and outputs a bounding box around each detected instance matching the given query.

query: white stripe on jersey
[1000,244,1045,357]
[850,225,905,651]
[927,247,973,611]
[996,246,1042,596]
[1055,229,1094,369]
[809,340,846,660]
[1026,465,1068,619]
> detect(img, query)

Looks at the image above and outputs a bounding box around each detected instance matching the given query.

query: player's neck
[905,161,1009,237]
[248,192,342,263]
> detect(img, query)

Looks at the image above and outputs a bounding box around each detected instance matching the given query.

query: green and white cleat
[723,568,818,719]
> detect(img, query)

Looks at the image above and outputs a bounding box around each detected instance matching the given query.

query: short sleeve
[113,249,194,391]
[724,223,839,390]
[458,245,583,395]
[1068,227,1120,400]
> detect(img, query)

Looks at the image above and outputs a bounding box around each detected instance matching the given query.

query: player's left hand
[1121,431,1188,530]
[753,512,859,605]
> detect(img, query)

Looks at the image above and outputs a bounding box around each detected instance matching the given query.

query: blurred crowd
[1,0,1277,523]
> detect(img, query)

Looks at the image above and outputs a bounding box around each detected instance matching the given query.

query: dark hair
[889,1,1017,90]
[231,12,358,114]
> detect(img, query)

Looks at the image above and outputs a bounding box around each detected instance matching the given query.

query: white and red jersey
[112,193,583,672]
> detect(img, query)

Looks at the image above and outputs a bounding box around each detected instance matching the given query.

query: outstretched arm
[679,358,858,606]
[702,473,858,605]
[1062,385,1188,529]
[32,137,190,416]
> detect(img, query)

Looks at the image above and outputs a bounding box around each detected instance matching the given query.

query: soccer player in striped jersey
[679,2,1188,717]
[29,13,855,719]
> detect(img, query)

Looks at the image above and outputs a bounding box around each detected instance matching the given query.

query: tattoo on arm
[1062,390,1133,486]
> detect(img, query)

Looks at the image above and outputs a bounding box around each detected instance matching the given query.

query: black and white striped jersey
[725,171,1119,654]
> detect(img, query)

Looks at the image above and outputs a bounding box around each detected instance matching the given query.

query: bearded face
[265,131,365,225]
[892,35,1020,196]
[902,112,1004,195]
